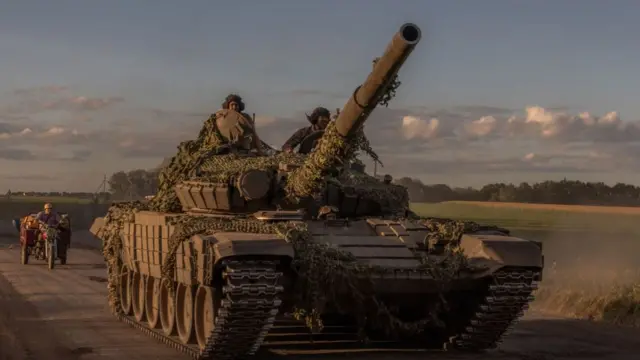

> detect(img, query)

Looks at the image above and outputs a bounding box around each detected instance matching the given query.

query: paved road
[1,246,640,360]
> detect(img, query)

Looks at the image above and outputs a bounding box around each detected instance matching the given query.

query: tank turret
[167,24,422,218]
[287,23,421,200]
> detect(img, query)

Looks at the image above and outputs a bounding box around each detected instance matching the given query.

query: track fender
[460,234,543,271]
[211,232,294,263]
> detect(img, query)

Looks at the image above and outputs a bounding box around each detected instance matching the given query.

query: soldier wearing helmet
[211,94,264,155]
[282,107,332,152]
[35,203,61,226]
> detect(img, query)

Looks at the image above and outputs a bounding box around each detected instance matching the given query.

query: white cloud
[399,105,638,144]
[401,115,439,139]
[254,115,277,127]
[3,88,640,191]
[463,116,498,137]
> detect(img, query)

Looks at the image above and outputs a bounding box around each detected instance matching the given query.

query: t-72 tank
[90,22,543,360]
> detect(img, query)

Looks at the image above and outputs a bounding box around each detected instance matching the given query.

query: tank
[91,22,543,359]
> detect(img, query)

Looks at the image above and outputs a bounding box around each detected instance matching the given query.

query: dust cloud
[515,228,640,322]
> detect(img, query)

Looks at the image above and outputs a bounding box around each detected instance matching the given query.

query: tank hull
[91,211,542,357]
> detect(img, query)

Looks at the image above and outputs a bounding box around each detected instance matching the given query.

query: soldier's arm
[239,114,264,156]
[281,129,308,152]
[251,131,265,156]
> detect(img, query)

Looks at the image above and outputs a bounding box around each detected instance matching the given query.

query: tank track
[112,264,539,356]
[114,259,283,360]
[258,267,543,354]
[445,267,541,351]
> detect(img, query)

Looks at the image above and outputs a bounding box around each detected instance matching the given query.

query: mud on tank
[91,22,544,360]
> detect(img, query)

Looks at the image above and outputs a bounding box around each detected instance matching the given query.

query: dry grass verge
[533,253,640,327]
[534,283,640,326]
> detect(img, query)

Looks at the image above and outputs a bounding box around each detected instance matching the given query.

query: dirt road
[1,247,640,360]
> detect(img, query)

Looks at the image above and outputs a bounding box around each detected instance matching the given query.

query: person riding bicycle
[35,203,61,227]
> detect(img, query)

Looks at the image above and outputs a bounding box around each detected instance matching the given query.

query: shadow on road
[253,317,640,360]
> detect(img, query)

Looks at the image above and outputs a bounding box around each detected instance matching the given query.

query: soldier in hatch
[212,94,264,155]
[282,106,332,152]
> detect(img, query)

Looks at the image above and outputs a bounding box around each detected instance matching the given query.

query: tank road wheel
[194,285,221,350]
[176,283,195,344]
[145,277,161,329]
[20,245,29,265]
[119,265,133,315]
[131,272,146,322]
[159,279,177,336]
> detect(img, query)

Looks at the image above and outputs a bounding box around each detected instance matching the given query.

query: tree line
[104,163,640,207]
[396,177,640,206]
[106,158,169,200]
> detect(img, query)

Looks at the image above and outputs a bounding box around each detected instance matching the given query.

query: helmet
[44,203,53,210]
[306,107,331,124]
[221,94,246,112]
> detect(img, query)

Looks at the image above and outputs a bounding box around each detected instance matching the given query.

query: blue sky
[0,0,639,191]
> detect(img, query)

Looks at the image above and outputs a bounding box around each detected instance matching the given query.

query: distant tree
[108,171,131,199]
[108,168,160,200]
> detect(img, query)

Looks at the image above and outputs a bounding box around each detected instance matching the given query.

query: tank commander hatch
[282,106,332,152]
[213,94,264,156]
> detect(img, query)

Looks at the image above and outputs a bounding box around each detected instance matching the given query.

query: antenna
[92,174,108,204]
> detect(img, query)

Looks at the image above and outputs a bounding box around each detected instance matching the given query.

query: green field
[410,202,640,234]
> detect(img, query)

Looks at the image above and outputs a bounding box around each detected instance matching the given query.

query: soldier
[213,94,264,155]
[282,107,332,153]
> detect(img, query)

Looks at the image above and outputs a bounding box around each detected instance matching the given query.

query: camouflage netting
[102,201,150,313]
[193,152,305,183]
[284,57,400,202]
[336,170,409,211]
[419,217,509,247]
[100,200,501,338]
[285,121,369,201]
[372,56,401,108]
[149,114,226,213]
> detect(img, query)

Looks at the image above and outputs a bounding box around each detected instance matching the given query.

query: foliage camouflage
[148,113,224,213]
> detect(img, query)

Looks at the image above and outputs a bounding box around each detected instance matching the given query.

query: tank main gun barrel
[335,23,422,138]
[286,23,422,200]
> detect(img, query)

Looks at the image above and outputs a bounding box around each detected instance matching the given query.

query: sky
[0,0,639,191]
